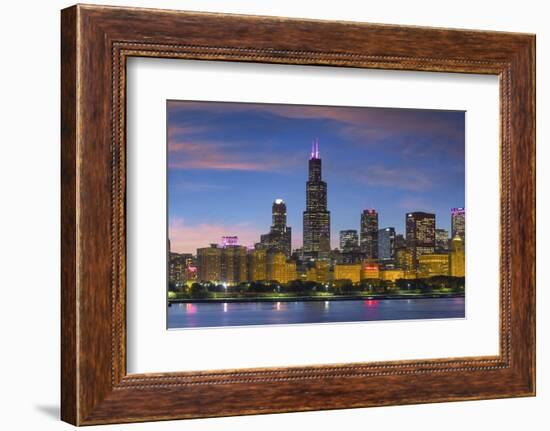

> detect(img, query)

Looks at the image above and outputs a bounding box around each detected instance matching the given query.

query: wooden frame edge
[60,4,535,425]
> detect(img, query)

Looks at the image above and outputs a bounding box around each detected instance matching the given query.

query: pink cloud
[169,218,264,254]
[168,125,210,140]
[168,139,288,171]
[168,132,304,172]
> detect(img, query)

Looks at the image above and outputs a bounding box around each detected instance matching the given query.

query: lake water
[167,297,465,329]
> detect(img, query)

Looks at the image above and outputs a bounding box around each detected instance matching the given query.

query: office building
[450,235,466,277]
[220,244,248,284]
[334,263,362,283]
[418,253,449,278]
[360,209,379,259]
[267,252,297,284]
[339,229,359,251]
[260,199,292,257]
[378,227,396,260]
[435,228,449,252]
[395,248,413,271]
[406,212,436,267]
[306,259,330,283]
[361,261,380,280]
[451,207,466,241]
[197,244,222,282]
[303,140,331,259]
[247,248,267,281]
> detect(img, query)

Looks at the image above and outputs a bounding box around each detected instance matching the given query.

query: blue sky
[167,100,465,254]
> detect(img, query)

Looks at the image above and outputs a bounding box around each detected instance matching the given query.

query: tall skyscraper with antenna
[303,139,331,259]
[259,198,292,257]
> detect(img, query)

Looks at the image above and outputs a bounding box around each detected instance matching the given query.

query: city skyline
[168,100,465,254]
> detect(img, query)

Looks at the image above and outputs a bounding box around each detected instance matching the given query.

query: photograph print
[167,100,466,329]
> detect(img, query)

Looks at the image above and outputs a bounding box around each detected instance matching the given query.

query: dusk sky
[168,100,465,254]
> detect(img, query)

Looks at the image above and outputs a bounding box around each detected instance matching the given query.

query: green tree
[190,283,208,298]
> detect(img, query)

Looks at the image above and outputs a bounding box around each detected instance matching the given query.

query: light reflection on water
[167,297,465,329]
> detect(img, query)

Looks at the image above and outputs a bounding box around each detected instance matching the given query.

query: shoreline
[168,292,464,304]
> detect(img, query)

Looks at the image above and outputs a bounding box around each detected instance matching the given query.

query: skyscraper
[451,207,466,241]
[360,209,379,259]
[260,199,292,256]
[435,228,449,252]
[339,230,359,252]
[303,140,331,259]
[378,227,396,261]
[406,212,436,268]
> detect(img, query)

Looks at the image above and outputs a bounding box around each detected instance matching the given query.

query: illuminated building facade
[380,269,405,282]
[360,209,379,259]
[378,227,396,261]
[168,252,186,288]
[267,252,297,284]
[260,199,292,257]
[450,236,465,277]
[247,249,267,281]
[435,228,449,252]
[221,244,248,284]
[339,229,359,251]
[306,260,330,283]
[406,212,436,268]
[418,253,449,278]
[334,263,362,283]
[396,248,413,271]
[303,140,331,259]
[339,229,362,263]
[451,207,466,241]
[197,244,222,282]
[361,261,380,280]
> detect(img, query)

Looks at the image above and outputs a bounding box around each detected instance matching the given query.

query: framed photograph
[61,4,535,425]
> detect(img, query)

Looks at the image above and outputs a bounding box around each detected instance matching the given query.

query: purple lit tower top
[221,236,239,248]
[310,138,320,160]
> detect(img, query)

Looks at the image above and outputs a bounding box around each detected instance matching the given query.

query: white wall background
[0,0,546,429]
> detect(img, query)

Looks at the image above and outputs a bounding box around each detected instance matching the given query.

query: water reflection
[168,297,465,329]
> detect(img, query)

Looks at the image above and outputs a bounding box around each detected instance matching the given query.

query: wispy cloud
[168,124,211,140]
[168,101,464,155]
[169,218,264,254]
[342,165,434,192]
[173,181,227,192]
[168,139,292,171]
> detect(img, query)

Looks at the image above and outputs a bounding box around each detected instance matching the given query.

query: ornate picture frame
[61,4,535,425]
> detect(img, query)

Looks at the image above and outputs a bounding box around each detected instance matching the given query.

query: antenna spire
[315,138,319,159]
